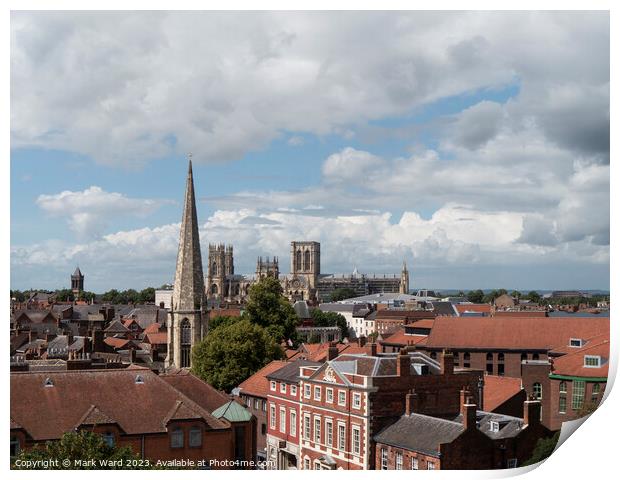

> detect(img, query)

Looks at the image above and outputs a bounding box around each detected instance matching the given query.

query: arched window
[430,352,437,360]
[211,284,218,295]
[521,353,527,361]
[234,284,240,296]
[295,250,302,271]
[498,353,505,362]
[304,249,311,271]
[533,382,542,399]
[532,353,540,360]
[464,353,470,361]
[559,381,567,393]
[211,262,217,276]
[180,319,191,368]
[486,353,493,361]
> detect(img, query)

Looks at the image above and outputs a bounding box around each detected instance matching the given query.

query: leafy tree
[329,288,358,302]
[55,289,75,302]
[510,290,522,299]
[11,290,26,302]
[527,291,542,303]
[244,276,300,343]
[192,318,283,392]
[522,431,560,466]
[12,430,146,470]
[311,309,348,339]
[209,315,242,331]
[466,289,485,303]
[139,287,155,304]
[101,289,120,303]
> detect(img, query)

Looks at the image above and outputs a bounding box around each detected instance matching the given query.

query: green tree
[466,289,485,303]
[55,289,75,302]
[139,287,155,304]
[510,290,522,299]
[311,309,348,339]
[209,315,242,331]
[244,276,300,343]
[11,290,26,302]
[329,288,358,302]
[522,431,560,466]
[12,430,146,470]
[527,291,542,303]
[192,318,283,392]
[101,289,120,303]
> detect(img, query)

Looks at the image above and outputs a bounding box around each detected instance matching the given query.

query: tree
[244,276,300,343]
[192,318,283,392]
[466,289,485,303]
[510,290,522,299]
[329,288,358,302]
[139,287,155,304]
[55,289,75,302]
[527,291,542,304]
[208,315,242,331]
[522,431,560,466]
[13,430,146,470]
[10,290,26,302]
[311,309,348,339]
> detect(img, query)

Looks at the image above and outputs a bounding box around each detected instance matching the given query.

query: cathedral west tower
[166,157,206,369]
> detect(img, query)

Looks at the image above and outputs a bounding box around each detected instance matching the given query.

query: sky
[10,11,610,293]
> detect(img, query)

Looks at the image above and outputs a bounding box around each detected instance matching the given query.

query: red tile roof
[483,375,523,412]
[455,304,491,315]
[160,369,230,413]
[145,332,168,345]
[424,316,609,351]
[380,328,429,347]
[552,333,610,378]
[10,367,229,441]
[144,322,163,334]
[103,337,130,349]
[237,360,288,399]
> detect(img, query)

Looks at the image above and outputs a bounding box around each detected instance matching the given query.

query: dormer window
[44,377,54,387]
[584,355,601,368]
[135,374,144,384]
[569,338,584,348]
[490,421,500,433]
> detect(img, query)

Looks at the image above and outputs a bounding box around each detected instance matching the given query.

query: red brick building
[10,366,252,467]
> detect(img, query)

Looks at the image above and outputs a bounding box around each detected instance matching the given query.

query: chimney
[460,389,477,430]
[129,348,137,364]
[523,396,541,426]
[366,343,377,357]
[327,344,339,361]
[397,348,410,377]
[357,336,367,347]
[441,350,454,375]
[405,389,419,415]
[45,333,56,342]
[92,329,105,353]
[28,330,36,343]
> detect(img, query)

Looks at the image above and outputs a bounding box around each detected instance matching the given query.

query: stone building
[71,267,84,296]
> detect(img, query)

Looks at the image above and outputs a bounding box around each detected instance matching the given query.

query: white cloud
[36,186,171,238]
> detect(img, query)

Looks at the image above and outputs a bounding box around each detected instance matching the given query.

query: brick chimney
[28,330,36,343]
[523,396,541,426]
[441,350,454,375]
[397,348,410,377]
[357,336,367,347]
[327,343,339,361]
[460,389,477,430]
[405,389,419,415]
[366,342,377,357]
[92,329,105,353]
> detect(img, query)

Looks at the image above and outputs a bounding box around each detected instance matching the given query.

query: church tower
[71,267,84,297]
[400,260,410,294]
[166,157,206,370]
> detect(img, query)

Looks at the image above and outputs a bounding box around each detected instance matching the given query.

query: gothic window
[211,262,217,276]
[211,284,218,295]
[295,250,302,271]
[234,284,240,296]
[181,319,191,368]
[304,249,311,271]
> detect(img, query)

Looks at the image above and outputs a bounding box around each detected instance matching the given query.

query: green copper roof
[212,400,252,422]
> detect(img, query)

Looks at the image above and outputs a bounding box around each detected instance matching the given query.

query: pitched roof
[159,369,230,412]
[424,316,609,351]
[552,333,610,377]
[483,375,524,412]
[104,319,129,333]
[145,332,168,345]
[10,368,228,441]
[380,328,430,347]
[76,405,118,428]
[212,400,252,422]
[237,360,288,398]
[267,359,322,383]
[103,337,131,350]
[455,304,491,315]
[144,322,163,334]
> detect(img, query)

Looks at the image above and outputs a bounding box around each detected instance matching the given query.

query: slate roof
[104,320,129,333]
[425,316,609,351]
[451,411,524,440]
[10,367,228,441]
[330,352,440,378]
[237,360,288,398]
[267,359,322,383]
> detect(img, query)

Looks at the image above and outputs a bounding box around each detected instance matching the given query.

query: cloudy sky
[10,11,610,292]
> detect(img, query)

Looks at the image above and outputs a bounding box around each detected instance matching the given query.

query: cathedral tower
[166,158,206,370]
[71,267,84,296]
[400,260,410,294]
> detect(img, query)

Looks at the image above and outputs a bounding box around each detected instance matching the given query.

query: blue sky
[10,11,609,292]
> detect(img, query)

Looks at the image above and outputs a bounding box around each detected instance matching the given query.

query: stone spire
[172,158,205,311]
[400,259,410,294]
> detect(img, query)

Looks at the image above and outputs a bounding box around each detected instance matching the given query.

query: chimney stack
[357,336,367,348]
[441,350,454,375]
[405,389,419,416]
[366,342,377,357]
[397,348,410,377]
[523,396,541,426]
[327,343,339,361]
[460,390,477,430]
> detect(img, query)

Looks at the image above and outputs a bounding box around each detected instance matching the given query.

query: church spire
[171,155,205,311]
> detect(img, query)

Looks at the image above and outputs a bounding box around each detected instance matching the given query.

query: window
[338,390,346,406]
[559,381,567,393]
[245,396,251,407]
[463,352,470,368]
[380,448,388,470]
[430,352,437,360]
[584,355,601,368]
[572,380,585,410]
[102,432,115,447]
[189,427,202,447]
[304,384,311,398]
[280,382,287,393]
[533,382,542,400]
[411,457,419,470]
[262,400,267,412]
[170,428,183,448]
[507,458,518,468]
[532,353,540,360]
[290,410,297,436]
[489,421,499,433]
[270,405,276,429]
[313,460,321,470]
[497,364,505,376]
[314,386,321,401]
[270,381,276,391]
[10,436,20,457]
[396,451,403,470]
[280,407,287,433]
[326,388,334,403]
[261,423,266,435]
[521,353,527,362]
[592,383,601,402]
[427,462,435,470]
[569,338,583,348]
[353,392,361,409]
[352,426,361,455]
[559,396,567,414]
[326,419,333,446]
[486,353,493,361]
[304,414,311,440]
[314,417,321,443]
[254,399,260,410]
[338,423,346,450]
[486,363,493,374]
[291,385,297,397]
[304,457,310,470]
[180,319,191,368]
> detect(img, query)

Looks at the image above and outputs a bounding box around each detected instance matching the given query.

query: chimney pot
[366,342,377,357]
[405,390,419,415]
[441,349,454,375]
